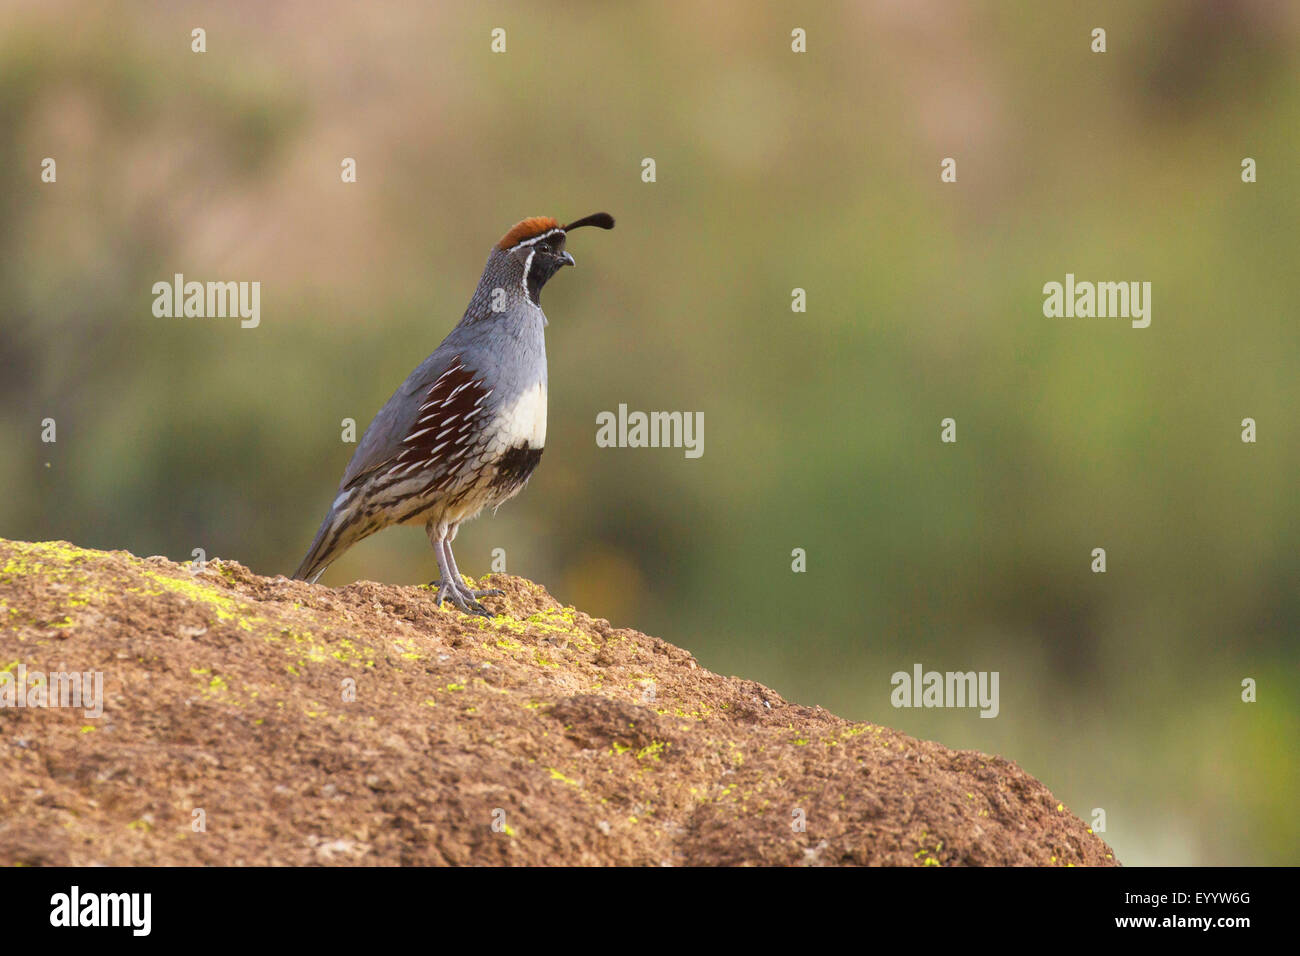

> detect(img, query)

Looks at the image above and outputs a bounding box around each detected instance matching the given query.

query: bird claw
[432,580,496,618]
[458,595,494,618]
[428,578,503,599]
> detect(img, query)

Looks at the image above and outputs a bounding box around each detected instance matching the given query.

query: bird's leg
[444,531,504,599]
[424,520,459,591]
[425,520,447,590]
[428,526,492,618]
[426,531,502,601]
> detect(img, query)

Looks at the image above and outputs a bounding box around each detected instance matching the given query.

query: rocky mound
[0,539,1116,866]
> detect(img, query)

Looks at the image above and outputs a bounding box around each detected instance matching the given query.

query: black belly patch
[490,443,543,492]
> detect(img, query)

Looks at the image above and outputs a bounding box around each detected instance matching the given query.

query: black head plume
[562,212,615,233]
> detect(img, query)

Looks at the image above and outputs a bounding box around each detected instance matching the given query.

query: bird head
[494,212,615,305]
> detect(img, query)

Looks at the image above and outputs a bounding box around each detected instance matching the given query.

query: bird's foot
[458,572,505,599]
[430,579,497,618]
[428,577,504,600]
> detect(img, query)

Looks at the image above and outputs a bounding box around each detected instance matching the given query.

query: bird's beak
[560,251,575,267]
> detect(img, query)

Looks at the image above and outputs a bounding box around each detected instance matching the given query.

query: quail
[292,212,615,616]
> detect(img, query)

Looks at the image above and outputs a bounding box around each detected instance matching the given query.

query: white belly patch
[492,380,547,451]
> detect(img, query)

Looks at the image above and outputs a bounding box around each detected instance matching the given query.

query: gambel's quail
[293,212,615,616]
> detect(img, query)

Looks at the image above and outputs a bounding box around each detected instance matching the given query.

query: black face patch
[524,242,567,305]
[490,443,543,494]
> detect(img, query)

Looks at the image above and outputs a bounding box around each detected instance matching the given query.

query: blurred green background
[2,1,1296,865]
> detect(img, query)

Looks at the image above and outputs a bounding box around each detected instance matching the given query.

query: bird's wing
[339,348,493,494]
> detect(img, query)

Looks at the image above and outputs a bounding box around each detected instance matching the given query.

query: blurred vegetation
[1,1,1296,865]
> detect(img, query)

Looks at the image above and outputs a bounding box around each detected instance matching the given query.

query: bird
[292,211,615,616]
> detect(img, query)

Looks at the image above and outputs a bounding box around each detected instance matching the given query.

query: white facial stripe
[513,228,564,249]
[521,249,535,292]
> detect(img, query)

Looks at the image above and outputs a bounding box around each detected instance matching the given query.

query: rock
[0,539,1117,866]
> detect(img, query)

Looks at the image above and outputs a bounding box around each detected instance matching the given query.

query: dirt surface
[0,538,1117,866]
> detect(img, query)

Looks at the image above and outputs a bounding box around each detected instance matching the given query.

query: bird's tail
[292,491,366,583]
